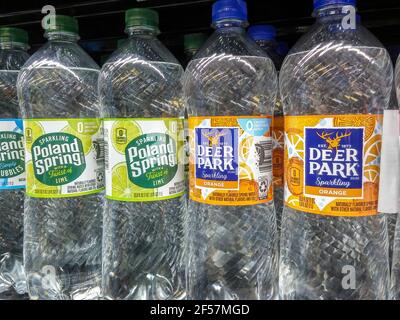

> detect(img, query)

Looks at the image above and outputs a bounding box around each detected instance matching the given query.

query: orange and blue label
[285,114,382,217]
[189,116,273,206]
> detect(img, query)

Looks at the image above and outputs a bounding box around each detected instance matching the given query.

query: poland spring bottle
[184,0,279,300]
[0,27,29,300]
[99,8,186,300]
[17,16,104,300]
[248,24,285,234]
[280,0,393,299]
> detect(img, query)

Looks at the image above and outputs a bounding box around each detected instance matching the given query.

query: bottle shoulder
[104,37,181,66]
[21,41,99,71]
[289,22,385,56]
[194,30,270,60]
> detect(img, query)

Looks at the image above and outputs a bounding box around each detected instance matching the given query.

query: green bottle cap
[125,8,159,32]
[184,33,207,52]
[0,27,29,45]
[45,15,79,34]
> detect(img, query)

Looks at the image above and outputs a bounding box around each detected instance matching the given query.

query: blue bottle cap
[277,41,289,57]
[248,25,277,41]
[314,0,356,10]
[212,0,248,24]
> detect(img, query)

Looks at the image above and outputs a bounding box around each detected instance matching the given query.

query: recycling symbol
[259,181,268,193]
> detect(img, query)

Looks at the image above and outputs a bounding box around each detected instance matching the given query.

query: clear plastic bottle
[184,0,279,300]
[183,33,207,197]
[386,86,400,269]
[280,0,393,300]
[99,8,186,300]
[184,33,207,67]
[248,25,283,70]
[393,215,400,299]
[17,15,104,300]
[0,27,29,300]
[248,24,285,235]
[392,54,400,300]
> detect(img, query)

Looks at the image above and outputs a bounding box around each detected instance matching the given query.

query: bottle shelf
[1,0,400,63]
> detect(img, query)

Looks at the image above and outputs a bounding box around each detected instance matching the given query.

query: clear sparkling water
[17,35,103,300]
[0,46,29,300]
[183,25,279,300]
[392,57,400,300]
[254,39,285,237]
[392,214,400,300]
[279,13,393,299]
[99,33,186,300]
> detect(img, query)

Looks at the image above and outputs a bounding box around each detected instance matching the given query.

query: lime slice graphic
[26,161,60,196]
[111,120,142,154]
[112,163,153,198]
[25,122,44,153]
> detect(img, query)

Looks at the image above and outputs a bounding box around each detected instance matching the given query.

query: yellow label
[189,116,273,206]
[284,114,382,217]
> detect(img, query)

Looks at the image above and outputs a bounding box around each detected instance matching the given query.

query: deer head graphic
[317,130,352,151]
[202,131,226,146]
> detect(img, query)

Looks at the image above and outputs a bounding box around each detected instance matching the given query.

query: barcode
[104,141,109,170]
[95,139,105,166]
[256,140,272,174]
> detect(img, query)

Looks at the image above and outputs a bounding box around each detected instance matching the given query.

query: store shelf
[1,0,400,62]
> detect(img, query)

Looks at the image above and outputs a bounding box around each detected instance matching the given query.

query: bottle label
[189,116,273,206]
[272,115,284,187]
[24,119,104,198]
[0,119,25,190]
[104,118,185,202]
[285,114,382,217]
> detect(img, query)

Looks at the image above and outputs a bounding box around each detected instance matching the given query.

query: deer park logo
[195,127,239,190]
[304,127,364,198]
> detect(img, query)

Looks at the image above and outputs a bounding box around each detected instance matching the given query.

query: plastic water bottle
[0,27,29,300]
[392,54,400,300]
[183,33,207,195]
[280,0,393,300]
[248,25,285,234]
[248,25,283,69]
[184,33,207,67]
[99,8,186,300]
[184,0,279,300]
[17,15,104,300]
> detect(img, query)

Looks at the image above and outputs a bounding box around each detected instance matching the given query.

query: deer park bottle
[248,24,285,234]
[279,0,393,299]
[184,0,279,300]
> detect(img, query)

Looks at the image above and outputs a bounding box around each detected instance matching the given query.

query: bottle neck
[0,42,28,51]
[45,31,80,42]
[213,19,248,31]
[255,39,277,47]
[126,27,159,38]
[314,4,355,22]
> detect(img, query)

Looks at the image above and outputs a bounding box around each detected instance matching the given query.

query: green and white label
[104,118,185,202]
[24,119,104,198]
[0,119,25,189]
